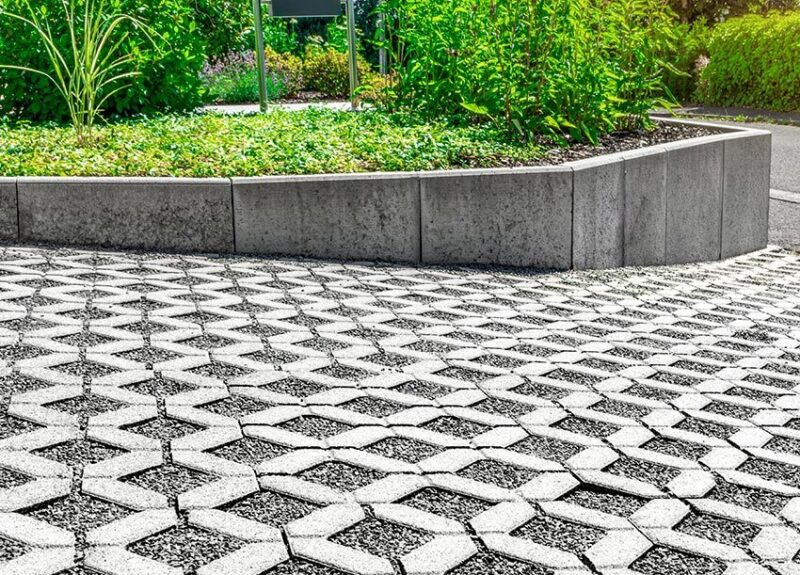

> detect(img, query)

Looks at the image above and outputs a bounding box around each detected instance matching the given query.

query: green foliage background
[699,11,800,111]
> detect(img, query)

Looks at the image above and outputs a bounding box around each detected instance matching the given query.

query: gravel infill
[457,459,538,489]
[511,381,571,401]
[123,377,197,398]
[222,490,319,526]
[201,395,272,417]
[606,457,681,488]
[624,384,679,402]
[0,466,31,488]
[0,536,29,561]
[124,416,203,445]
[508,435,584,461]
[123,464,214,502]
[675,512,760,548]
[298,462,385,491]
[0,413,42,439]
[330,517,433,559]
[591,399,650,420]
[278,416,353,439]
[448,549,552,575]
[708,480,790,515]
[341,397,407,418]
[261,377,327,398]
[401,487,493,523]
[511,512,605,555]
[188,361,248,380]
[472,397,533,418]
[265,559,350,575]
[33,439,126,468]
[422,416,489,439]
[210,436,289,466]
[629,546,726,575]
[364,437,443,463]
[393,380,453,400]
[643,438,711,461]
[675,417,735,439]
[546,369,603,386]
[128,522,246,574]
[554,416,620,438]
[738,458,800,488]
[116,346,181,367]
[435,366,494,384]
[561,486,646,517]
[702,401,757,420]
[25,492,131,546]
[315,364,371,381]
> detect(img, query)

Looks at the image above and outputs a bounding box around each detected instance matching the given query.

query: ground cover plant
[0,109,544,176]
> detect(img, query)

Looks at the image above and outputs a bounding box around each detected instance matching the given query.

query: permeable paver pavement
[0,245,799,575]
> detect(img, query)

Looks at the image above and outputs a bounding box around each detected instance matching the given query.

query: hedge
[699,11,800,111]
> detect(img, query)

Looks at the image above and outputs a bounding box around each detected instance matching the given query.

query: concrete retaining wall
[0,119,771,269]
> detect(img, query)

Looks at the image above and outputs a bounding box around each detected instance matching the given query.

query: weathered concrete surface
[420,168,573,269]
[622,147,668,267]
[17,178,234,252]
[664,138,724,265]
[0,178,17,242]
[721,132,771,258]
[571,158,624,270]
[233,173,421,262]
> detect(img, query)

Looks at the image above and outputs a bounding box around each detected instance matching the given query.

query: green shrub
[302,45,372,98]
[698,12,800,111]
[379,0,674,143]
[661,20,713,102]
[0,0,205,120]
[203,51,295,104]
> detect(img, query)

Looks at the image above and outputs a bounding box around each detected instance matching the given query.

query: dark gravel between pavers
[182,334,235,350]
[643,438,711,461]
[591,399,650,420]
[364,437,443,463]
[508,435,584,461]
[709,479,790,514]
[511,345,559,358]
[724,386,779,403]
[435,366,494,384]
[578,359,625,373]
[33,439,126,468]
[670,360,721,375]
[406,339,460,354]
[341,397,407,418]
[606,457,681,488]
[764,436,800,455]
[53,332,113,348]
[546,368,603,386]
[265,559,351,575]
[763,362,800,376]
[624,384,679,402]
[472,397,533,418]
[299,337,350,353]
[629,546,726,575]
[393,380,453,400]
[188,361,248,380]
[0,536,29,561]
[401,487,493,522]
[457,459,539,489]
[46,394,124,417]
[261,377,327,398]
[716,340,759,353]
[0,344,51,363]
[745,373,796,390]
[447,549,553,575]
[210,436,289,466]
[123,464,214,501]
[0,413,42,439]
[362,352,416,368]
[116,346,180,367]
[278,416,353,439]
[330,517,433,559]
[422,416,489,439]
[298,462,385,491]
[25,492,131,547]
[222,490,319,526]
[472,354,526,369]
[702,401,757,420]
[128,523,246,574]
[675,512,760,548]
[512,380,570,401]
[554,416,620,438]
[0,466,31,488]
[124,416,203,444]
[648,371,702,387]
[738,458,800,488]
[201,395,272,417]
[0,374,51,397]
[694,350,740,363]
[675,417,736,439]
[561,485,647,517]
[315,364,371,381]
[55,361,120,379]
[123,377,197,398]
[511,512,605,555]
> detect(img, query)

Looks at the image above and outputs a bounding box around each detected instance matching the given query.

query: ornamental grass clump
[378,0,676,143]
[0,0,155,143]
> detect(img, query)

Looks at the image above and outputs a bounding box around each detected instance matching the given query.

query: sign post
[255,0,363,111]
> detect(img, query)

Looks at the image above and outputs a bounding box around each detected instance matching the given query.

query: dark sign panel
[269,0,342,17]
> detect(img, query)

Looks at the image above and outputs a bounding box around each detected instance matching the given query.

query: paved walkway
[1,245,800,574]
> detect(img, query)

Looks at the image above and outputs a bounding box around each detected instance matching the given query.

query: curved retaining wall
[0,119,771,269]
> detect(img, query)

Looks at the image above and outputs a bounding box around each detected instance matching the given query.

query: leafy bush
[0,0,205,120]
[669,0,798,23]
[203,50,298,104]
[379,0,675,142]
[302,45,373,98]
[698,12,800,111]
[661,20,713,102]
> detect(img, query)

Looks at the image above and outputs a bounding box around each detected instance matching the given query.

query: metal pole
[344,0,359,109]
[253,0,269,113]
[378,10,387,75]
